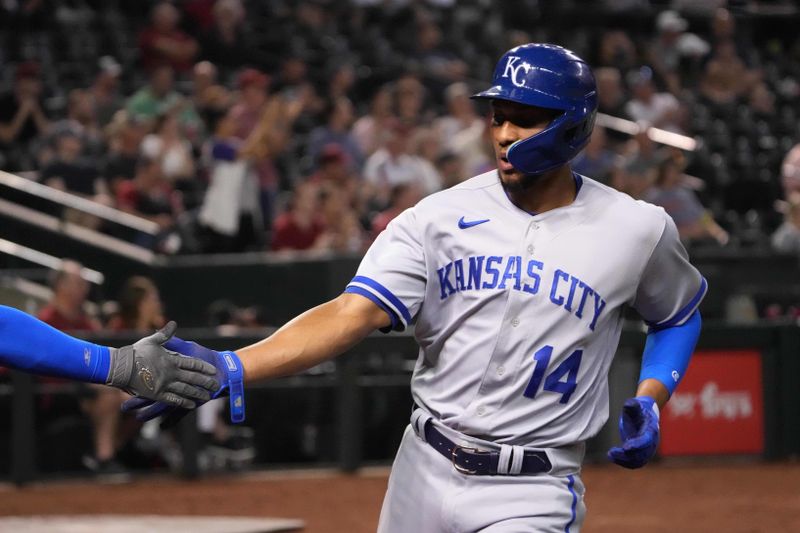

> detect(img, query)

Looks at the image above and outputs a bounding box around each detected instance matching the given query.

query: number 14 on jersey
[523,346,583,404]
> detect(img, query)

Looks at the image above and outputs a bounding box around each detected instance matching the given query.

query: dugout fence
[3,321,798,486]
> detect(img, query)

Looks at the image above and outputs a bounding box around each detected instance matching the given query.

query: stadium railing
[4,322,799,486]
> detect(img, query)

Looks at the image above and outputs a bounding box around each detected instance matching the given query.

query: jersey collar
[496,171,587,221]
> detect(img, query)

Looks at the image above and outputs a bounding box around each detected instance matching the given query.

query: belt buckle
[451,445,480,475]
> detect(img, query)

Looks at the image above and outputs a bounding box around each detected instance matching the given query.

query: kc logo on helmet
[502,56,533,88]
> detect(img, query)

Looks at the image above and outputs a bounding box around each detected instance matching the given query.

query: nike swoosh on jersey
[458,216,490,229]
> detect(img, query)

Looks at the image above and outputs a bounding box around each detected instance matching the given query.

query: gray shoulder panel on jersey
[632,208,706,327]
[581,177,665,219]
[573,178,705,327]
[576,177,668,243]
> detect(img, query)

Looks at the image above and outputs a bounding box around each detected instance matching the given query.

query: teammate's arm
[0,305,218,407]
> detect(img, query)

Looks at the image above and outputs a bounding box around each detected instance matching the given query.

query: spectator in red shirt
[38,260,130,480]
[229,68,270,140]
[271,182,325,251]
[232,69,308,229]
[307,143,352,185]
[38,260,102,331]
[138,2,199,73]
[306,143,366,223]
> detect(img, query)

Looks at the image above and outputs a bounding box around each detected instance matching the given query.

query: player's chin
[498,168,527,189]
[499,168,544,193]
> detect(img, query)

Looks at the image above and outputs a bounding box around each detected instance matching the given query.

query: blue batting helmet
[472,43,597,175]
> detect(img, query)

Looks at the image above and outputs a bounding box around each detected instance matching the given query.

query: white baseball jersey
[345,170,706,448]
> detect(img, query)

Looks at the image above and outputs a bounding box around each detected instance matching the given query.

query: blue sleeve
[639,310,702,396]
[0,305,110,383]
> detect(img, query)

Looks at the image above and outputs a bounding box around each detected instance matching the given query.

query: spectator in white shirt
[772,193,800,254]
[434,82,483,149]
[364,121,440,207]
[625,66,685,133]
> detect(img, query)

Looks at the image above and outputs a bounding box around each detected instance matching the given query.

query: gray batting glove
[106,321,220,408]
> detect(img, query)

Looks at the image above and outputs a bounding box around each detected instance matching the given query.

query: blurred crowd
[21,258,261,480]
[2,1,800,254]
[3,0,800,479]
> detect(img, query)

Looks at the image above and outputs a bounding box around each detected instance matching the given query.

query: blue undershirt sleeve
[639,310,702,396]
[0,305,110,383]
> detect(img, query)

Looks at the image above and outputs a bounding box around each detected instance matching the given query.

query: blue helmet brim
[471,86,573,112]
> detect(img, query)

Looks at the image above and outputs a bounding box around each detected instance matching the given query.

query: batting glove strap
[220,351,245,423]
[106,345,135,389]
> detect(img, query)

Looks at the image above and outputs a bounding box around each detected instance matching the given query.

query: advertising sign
[660,350,764,455]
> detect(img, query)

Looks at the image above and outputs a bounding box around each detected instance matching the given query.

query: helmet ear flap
[573,109,597,147]
[507,115,569,175]
[582,110,597,136]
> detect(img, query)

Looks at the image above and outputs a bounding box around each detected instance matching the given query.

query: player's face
[490,100,561,190]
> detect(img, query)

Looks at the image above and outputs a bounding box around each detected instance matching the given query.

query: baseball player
[0,305,218,406]
[128,44,706,532]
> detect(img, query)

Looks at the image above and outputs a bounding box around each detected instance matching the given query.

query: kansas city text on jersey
[436,255,606,331]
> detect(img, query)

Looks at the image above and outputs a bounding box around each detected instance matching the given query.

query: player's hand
[607,396,660,469]
[121,336,245,426]
[106,321,219,408]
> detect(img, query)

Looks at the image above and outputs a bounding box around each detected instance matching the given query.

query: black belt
[423,421,552,476]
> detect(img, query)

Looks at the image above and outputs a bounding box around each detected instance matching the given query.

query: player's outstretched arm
[123,293,391,424]
[0,305,218,408]
[238,292,391,381]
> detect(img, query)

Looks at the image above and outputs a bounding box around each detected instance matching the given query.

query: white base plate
[0,515,304,532]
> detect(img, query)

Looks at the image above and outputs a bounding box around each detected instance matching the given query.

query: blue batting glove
[122,337,245,425]
[607,396,660,469]
[121,395,182,426]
